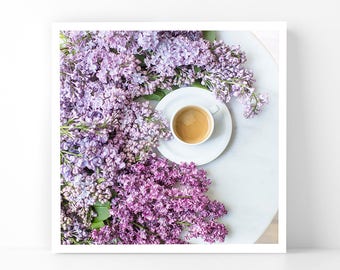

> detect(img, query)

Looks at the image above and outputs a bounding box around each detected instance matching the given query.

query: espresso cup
[170,104,218,145]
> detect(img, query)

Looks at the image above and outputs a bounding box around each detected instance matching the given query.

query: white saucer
[156,87,232,165]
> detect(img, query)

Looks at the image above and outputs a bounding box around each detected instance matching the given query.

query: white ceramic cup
[170,104,219,145]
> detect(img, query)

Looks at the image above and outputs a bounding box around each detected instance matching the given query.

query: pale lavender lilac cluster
[60,31,267,119]
[60,30,265,245]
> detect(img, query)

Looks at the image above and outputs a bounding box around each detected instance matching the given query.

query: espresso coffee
[172,106,212,144]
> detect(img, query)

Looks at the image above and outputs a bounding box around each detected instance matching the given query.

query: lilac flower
[60,207,93,244]
[136,31,159,51]
[91,157,227,244]
[60,95,171,243]
[60,84,171,244]
[200,41,268,117]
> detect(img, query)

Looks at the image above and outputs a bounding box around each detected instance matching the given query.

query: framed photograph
[51,22,286,253]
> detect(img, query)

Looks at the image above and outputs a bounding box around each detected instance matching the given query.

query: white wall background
[0,0,339,254]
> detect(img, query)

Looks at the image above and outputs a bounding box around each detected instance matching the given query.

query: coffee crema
[172,106,212,144]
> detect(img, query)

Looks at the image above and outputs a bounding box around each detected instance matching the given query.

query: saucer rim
[155,87,232,165]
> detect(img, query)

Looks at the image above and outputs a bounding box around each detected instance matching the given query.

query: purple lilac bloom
[91,157,227,244]
[60,91,171,244]
[201,41,269,118]
[61,207,93,244]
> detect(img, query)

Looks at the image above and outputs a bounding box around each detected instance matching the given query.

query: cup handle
[208,105,220,115]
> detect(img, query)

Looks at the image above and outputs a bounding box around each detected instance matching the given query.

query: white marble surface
[253,31,280,63]
[192,31,280,243]
[252,31,280,243]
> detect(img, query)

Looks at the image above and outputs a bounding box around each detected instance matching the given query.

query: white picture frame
[52,22,286,253]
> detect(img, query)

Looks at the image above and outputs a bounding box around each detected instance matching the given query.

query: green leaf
[194,66,202,73]
[171,85,180,91]
[142,93,162,101]
[65,118,75,125]
[134,54,146,64]
[203,31,216,42]
[59,32,68,43]
[159,89,172,95]
[97,177,105,184]
[93,212,110,223]
[176,220,192,227]
[191,80,209,90]
[91,221,105,230]
[153,89,166,98]
[93,201,111,222]
[141,89,166,101]
[93,200,110,208]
